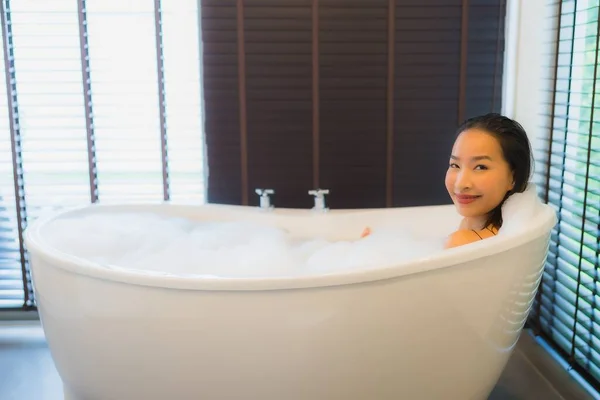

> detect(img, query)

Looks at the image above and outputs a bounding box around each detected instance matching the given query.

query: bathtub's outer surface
[25,203,555,400]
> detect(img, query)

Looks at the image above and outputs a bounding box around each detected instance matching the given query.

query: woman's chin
[454,205,481,218]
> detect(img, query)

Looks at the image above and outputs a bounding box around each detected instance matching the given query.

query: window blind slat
[540,314,600,380]
[540,280,592,325]
[11,1,90,220]
[161,0,205,203]
[539,295,598,354]
[543,264,600,313]
[540,302,600,371]
[87,1,164,203]
[549,238,597,268]
[532,0,600,388]
[546,188,600,216]
[0,0,208,310]
[552,221,599,253]
[538,132,600,151]
[0,0,29,309]
[549,149,600,170]
[547,191,600,225]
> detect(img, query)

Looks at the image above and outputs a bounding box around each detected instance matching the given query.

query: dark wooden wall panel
[201,1,242,204]
[200,0,507,209]
[466,2,506,117]
[392,1,461,207]
[244,1,314,208]
[319,0,388,209]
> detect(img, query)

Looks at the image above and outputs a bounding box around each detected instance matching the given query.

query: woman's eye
[474,165,488,170]
[449,163,459,168]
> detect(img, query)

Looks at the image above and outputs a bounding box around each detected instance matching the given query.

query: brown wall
[201,0,506,209]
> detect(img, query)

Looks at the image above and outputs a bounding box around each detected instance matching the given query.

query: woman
[444,113,533,248]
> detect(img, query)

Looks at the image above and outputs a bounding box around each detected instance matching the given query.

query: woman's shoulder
[445,225,498,249]
[445,229,484,248]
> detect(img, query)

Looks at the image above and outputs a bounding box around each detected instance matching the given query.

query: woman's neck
[460,216,488,231]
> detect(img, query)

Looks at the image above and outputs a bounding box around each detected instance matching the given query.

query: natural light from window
[0,0,206,307]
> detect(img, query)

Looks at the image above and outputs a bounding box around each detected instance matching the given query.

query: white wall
[502,0,558,172]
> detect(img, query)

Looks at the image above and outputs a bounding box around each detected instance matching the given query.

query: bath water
[42,212,446,277]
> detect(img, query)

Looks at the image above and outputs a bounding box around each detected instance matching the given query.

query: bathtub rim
[23,202,557,291]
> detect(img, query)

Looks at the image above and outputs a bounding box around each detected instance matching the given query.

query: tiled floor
[0,323,62,400]
[0,322,594,400]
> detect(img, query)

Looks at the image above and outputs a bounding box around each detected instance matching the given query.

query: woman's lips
[455,194,481,205]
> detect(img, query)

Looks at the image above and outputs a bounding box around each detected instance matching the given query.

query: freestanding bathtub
[24,198,557,400]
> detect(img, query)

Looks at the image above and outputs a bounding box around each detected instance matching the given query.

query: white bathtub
[24,201,557,400]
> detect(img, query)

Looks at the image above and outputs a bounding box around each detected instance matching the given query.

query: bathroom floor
[0,321,593,400]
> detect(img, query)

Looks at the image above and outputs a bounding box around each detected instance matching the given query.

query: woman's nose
[456,170,472,190]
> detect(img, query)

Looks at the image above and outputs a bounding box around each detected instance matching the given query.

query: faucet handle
[308,188,329,211]
[256,188,274,196]
[255,188,274,210]
[308,188,329,197]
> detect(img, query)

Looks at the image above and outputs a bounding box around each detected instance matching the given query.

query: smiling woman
[445,113,533,248]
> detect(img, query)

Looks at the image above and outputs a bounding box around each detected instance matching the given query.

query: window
[0,0,206,309]
[531,0,600,389]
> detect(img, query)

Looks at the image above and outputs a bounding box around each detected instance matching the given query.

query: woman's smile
[454,194,482,205]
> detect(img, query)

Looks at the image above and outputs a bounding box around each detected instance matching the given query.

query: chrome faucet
[309,189,329,212]
[255,189,274,210]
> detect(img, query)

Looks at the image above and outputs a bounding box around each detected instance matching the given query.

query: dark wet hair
[455,113,533,229]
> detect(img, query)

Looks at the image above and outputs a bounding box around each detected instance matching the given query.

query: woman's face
[445,128,514,221]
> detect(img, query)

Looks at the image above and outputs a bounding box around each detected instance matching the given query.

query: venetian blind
[0,0,206,310]
[531,0,600,388]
